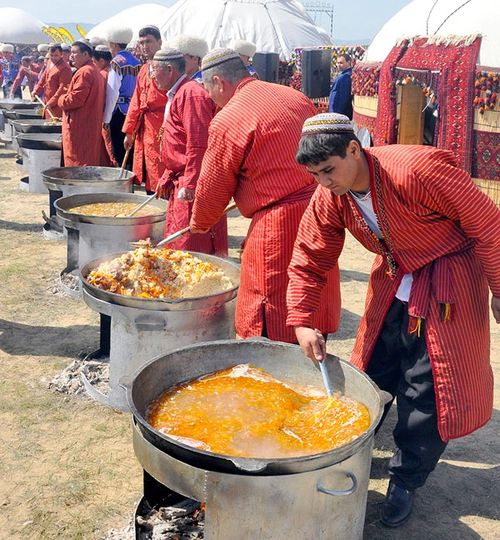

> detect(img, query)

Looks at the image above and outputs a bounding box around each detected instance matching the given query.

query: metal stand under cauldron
[125,340,388,540]
[80,253,240,412]
[16,133,62,194]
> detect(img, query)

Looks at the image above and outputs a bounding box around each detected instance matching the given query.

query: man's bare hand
[491,296,500,323]
[177,187,195,201]
[124,133,134,150]
[295,326,326,362]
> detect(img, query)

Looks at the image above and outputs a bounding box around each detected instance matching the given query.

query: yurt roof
[366,0,500,67]
[86,3,171,47]
[0,7,47,45]
[160,0,332,61]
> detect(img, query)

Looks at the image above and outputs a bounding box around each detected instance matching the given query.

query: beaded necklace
[347,157,398,279]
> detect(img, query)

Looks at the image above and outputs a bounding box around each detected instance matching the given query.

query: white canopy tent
[160,0,332,60]
[0,7,47,45]
[366,0,500,67]
[86,3,171,47]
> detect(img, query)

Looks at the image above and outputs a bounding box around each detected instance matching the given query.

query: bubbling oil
[147,364,370,459]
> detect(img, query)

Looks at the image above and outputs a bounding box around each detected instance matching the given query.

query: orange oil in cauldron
[147,364,370,459]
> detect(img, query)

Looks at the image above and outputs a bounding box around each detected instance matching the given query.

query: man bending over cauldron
[286,112,500,527]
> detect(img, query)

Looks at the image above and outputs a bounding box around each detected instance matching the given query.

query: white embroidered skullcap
[89,36,109,48]
[61,43,71,52]
[107,27,133,45]
[229,39,257,58]
[0,44,14,53]
[95,44,111,53]
[170,34,208,59]
[73,38,93,53]
[301,113,354,135]
[153,48,185,62]
[37,43,49,53]
[201,48,242,71]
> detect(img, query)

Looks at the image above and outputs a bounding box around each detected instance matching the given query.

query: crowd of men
[2,27,500,530]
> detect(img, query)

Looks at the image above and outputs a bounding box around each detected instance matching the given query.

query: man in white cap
[190,49,340,343]
[170,34,208,83]
[1,44,20,98]
[122,25,167,193]
[58,39,106,166]
[229,39,258,78]
[32,43,72,119]
[152,48,227,256]
[287,112,500,527]
[107,26,141,168]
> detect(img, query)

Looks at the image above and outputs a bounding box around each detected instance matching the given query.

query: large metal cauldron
[16,133,62,151]
[42,166,135,198]
[55,193,168,289]
[125,339,387,540]
[0,98,38,111]
[11,118,62,134]
[80,253,240,411]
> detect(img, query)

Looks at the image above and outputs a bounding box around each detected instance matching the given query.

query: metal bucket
[80,253,240,411]
[125,339,387,540]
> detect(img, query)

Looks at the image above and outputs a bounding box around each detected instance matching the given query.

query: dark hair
[93,49,112,62]
[48,44,62,53]
[139,26,161,41]
[338,53,352,63]
[155,55,186,74]
[296,132,361,165]
[116,43,128,50]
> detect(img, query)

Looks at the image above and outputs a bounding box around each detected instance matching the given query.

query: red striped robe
[34,58,72,119]
[287,145,500,441]
[191,78,341,343]
[159,77,228,256]
[122,63,167,192]
[58,59,105,167]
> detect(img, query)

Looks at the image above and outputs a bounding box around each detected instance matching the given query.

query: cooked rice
[86,248,233,299]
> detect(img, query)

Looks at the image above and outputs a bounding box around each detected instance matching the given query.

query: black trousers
[366,298,448,491]
[109,109,132,169]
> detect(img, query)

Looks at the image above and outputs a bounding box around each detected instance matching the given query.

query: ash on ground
[49,357,110,397]
[101,499,204,540]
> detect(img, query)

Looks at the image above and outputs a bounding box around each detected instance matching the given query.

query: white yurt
[351,0,500,203]
[160,0,332,60]
[86,3,171,47]
[0,7,47,45]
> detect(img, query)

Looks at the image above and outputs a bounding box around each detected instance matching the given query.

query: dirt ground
[0,142,499,540]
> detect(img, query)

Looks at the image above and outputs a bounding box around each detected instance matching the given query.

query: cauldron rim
[55,192,167,226]
[125,339,385,476]
[80,250,240,311]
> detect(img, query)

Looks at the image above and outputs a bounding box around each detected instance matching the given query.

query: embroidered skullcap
[89,36,108,48]
[139,25,161,40]
[201,48,242,71]
[229,39,256,58]
[0,43,14,53]
[301,113,354,136]
[61,43,71,52]
[73,39,93,54]
[153,48,185,62]
[37,43,49,53]
[95,44,111,53]
[35,56,45,63]
[107,27,133,45]
[170,34,208,59]
[48,42,62,50]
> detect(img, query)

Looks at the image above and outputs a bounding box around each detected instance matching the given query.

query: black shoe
[381,481,414,527]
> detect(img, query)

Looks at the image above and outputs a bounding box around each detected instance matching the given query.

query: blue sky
[3,0,413,42]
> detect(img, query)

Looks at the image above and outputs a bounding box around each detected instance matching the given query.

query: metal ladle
[116,192,157,218]
[319,359,334,397]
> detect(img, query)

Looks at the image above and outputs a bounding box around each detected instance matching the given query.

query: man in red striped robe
[190,49,341,343]
[287,113,500,527]
[58,40,105,166]
[32,43,72,120]
[152,49,227,256]
[122,26,167,193]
